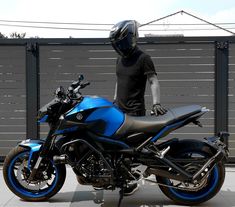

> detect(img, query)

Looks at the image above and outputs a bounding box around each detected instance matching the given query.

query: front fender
[18,139,44,169]
[19,139,44,152]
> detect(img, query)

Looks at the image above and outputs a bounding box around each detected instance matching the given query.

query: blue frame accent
[151,120,185,142]
[38,115,48,123]
[54,126,79,135]
[95,136,130,149]
[19,140,43,169]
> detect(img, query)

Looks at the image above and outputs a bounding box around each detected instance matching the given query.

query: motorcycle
[3,75,229,206]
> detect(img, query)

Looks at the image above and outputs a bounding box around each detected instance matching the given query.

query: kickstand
[118,187,124,207]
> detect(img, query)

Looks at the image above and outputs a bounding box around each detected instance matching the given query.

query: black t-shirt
[116,48,156,114]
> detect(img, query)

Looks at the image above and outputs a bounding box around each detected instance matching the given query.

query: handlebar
[80,81,90,89]
[72,81,90,96]
[56,76,90,101]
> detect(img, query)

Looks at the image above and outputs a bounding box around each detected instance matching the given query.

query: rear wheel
[156,140,225,205]
[3,146,66,201]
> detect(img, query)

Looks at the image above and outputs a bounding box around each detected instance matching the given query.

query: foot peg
[159,146,170,158]
[147,145,171,159]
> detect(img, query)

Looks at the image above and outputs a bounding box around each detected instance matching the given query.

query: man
[109,20,167,195]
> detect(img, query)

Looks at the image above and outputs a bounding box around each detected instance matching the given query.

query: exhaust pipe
[53,154,67,164]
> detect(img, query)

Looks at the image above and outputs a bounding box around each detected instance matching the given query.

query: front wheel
[3,146,66,201]
[156,140,225,205]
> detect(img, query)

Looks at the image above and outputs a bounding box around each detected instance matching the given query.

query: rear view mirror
[55,86,65,99]
[78,74,84,82]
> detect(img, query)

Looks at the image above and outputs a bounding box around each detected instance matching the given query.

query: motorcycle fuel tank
[64,96,125,137]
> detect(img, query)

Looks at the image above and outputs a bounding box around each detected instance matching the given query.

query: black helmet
[109,20,139,57]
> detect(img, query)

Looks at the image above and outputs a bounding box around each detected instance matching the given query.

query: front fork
[27,127,57,181]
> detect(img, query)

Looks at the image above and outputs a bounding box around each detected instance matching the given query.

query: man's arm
[147,73,160,105]
[147,73,167,115]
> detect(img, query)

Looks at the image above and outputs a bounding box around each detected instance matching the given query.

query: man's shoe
[93,187,103,191]
[123,183,139,196]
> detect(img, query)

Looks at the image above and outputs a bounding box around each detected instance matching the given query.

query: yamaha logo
[76,113,83,120]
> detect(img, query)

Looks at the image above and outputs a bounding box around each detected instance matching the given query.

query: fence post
[215,41,229,144]
[26,41,39,139]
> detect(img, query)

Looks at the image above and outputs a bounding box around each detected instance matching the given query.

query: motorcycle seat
[115,105,202,136]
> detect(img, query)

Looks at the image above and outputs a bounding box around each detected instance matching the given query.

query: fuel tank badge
[76,113,83,120]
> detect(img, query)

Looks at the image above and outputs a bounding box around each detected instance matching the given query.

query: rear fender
[166,137,228,162]
[18,139,44,169]
[166,139,214,157]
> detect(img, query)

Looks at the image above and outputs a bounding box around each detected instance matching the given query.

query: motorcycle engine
[75,153,112,188]
[60,138,136,189]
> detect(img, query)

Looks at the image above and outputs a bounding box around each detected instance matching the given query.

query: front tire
[3,146,66,201]
[156,140,225,205]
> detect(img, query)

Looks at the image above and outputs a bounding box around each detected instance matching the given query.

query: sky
[1,0,235,38]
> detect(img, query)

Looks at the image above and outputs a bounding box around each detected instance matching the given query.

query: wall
[0,37,233,161]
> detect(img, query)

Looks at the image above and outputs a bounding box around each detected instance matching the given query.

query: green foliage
[0,32,8,38]
[0,32,26,38]
[10,32,26,39]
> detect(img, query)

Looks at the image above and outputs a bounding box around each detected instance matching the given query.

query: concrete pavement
[0,166,235,207]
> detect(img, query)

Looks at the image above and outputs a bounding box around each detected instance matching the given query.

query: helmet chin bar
[122,47,137,58]
[112,41,137,58]
[116,47,136,58]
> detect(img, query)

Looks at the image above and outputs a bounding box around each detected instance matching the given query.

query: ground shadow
[49,184,235,207]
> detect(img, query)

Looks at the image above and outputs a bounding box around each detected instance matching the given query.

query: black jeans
[127,110,146,116]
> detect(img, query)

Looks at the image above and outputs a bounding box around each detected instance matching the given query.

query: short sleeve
[142,55,157,75]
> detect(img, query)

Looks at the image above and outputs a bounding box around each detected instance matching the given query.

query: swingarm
[142,133,228,184]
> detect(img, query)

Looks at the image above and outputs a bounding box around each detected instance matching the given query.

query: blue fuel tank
[64,96,125,137]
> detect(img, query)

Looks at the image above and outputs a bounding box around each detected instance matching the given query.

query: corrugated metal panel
[229,44,235,157]
[0,46,26,156]
[3,39,235,159]
[39,43,214,140]
[143,44,214,140]
[39,45,117,137]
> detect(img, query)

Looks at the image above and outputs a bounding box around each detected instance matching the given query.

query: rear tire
[156,139,225,205]
[3,146,66,201]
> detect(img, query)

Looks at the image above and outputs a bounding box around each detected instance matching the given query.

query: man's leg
[123,183,139,196]
[123,110,145,196]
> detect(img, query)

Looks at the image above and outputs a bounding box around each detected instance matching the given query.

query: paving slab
[0,167,235,207]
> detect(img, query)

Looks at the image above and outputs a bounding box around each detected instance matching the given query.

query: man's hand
[151,103,167,116]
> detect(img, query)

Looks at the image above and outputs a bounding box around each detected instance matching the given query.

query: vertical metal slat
[26,42,39,139]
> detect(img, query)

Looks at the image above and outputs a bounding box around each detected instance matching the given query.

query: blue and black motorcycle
[3,75,229,206]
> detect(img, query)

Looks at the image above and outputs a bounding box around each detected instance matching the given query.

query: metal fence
[0,36,234,162]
